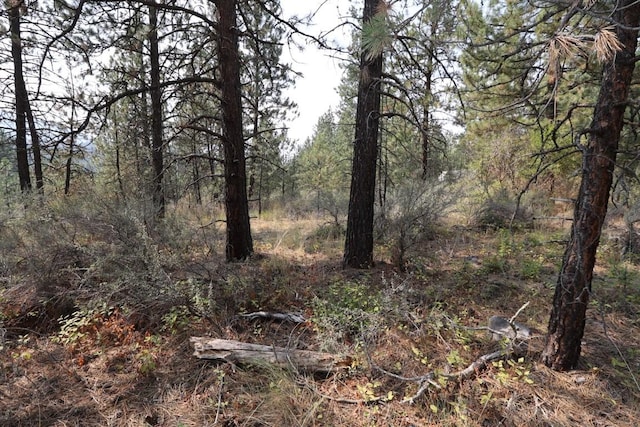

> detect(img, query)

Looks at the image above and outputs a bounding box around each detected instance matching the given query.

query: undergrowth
[0,198,639,426]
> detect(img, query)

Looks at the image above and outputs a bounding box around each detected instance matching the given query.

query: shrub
[376,182,458,270]
[311,280,382,351]
[473,191,533,230]
[0,193,203,333]
[304,222,345,254]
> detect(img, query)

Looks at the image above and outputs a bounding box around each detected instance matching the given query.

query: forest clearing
[2,0,640,425]
[1,198,639,426]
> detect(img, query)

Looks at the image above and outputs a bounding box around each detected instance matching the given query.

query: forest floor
[1,207,640,426]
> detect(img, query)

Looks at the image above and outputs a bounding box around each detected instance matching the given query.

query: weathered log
[190,337,352,372]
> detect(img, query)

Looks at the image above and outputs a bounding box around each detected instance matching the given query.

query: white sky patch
[279,0,352,145]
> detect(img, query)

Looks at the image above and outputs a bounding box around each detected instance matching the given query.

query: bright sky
[279,0,352,144]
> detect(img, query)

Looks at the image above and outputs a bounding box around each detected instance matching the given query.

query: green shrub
[311,280,382,351]
[474,192,533,230]
[303,222,344,254]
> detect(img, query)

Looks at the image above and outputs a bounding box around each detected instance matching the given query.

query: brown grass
[1,208,639,426]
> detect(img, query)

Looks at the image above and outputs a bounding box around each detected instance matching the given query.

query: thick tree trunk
[149,5,165,218]
[216,0,253,261]
[9,1,31,192]
[541,1,640,370]
[344,0,384,269]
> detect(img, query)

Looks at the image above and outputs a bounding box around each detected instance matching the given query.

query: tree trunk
[541,1,640,370]
[64,134,74,195]
[192,139,202,205]
[343,0,385,269]
[25,105,43,192]
[216,0,253,261]
[421,69,433,181]
[9,1,31,192]
[149,4,165,219]
[64,83,76,196]
[115,122,125,201]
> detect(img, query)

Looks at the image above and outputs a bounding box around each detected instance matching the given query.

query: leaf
[611,357,626,368]
[480,392,493,405]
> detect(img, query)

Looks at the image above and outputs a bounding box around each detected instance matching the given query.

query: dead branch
[190,338,351,373]
[239,311,306,323]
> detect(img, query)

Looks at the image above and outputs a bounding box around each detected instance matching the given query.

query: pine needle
[593,26,623,62]
[362,13,392,61]
[549,33,585,63]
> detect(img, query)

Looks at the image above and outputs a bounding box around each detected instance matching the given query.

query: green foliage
[361,11,391,61]
[53,304,112,348]
[241,0,296,204]
[519,256,544,280]
[0,133,18,206]
[161,306,191,335]
[377,181,458,269]
[473,191,533,230]
[445,349,465,367]
[492,358,534,385]
[304,222,345,254]
[293,110,352,207]
[136,348,157,375]
[482,255,507,274]
[311,280,382,350]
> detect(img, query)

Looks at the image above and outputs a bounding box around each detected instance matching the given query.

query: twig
[509,301,530,324]
[297,377,386,405]
[239,311,306,323]
[375,305,532,404]
[214,370,225,425]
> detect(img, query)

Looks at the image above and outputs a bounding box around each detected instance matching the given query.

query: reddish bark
[542,0,640,370]
[344,0,385,269]
[215,0,253,261]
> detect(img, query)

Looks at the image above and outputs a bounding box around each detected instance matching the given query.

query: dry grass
[1,203,639,426]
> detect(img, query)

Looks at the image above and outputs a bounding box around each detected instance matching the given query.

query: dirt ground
[1,218,639,426]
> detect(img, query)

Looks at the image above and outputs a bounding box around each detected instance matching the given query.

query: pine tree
[344,0,386,268]
[239,0,296,214]
[542,0,640,371]
[216,0,253,261]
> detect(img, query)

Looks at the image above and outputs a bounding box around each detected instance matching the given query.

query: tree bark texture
[149,5,165,218]
[344,0,384,269]
[9,1,31,192]
[25,97,43,192]
[541,1,640,370]
[216,0,253,261]
[190,337,352,372]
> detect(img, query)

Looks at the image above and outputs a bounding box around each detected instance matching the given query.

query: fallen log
[190,337,352,372]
